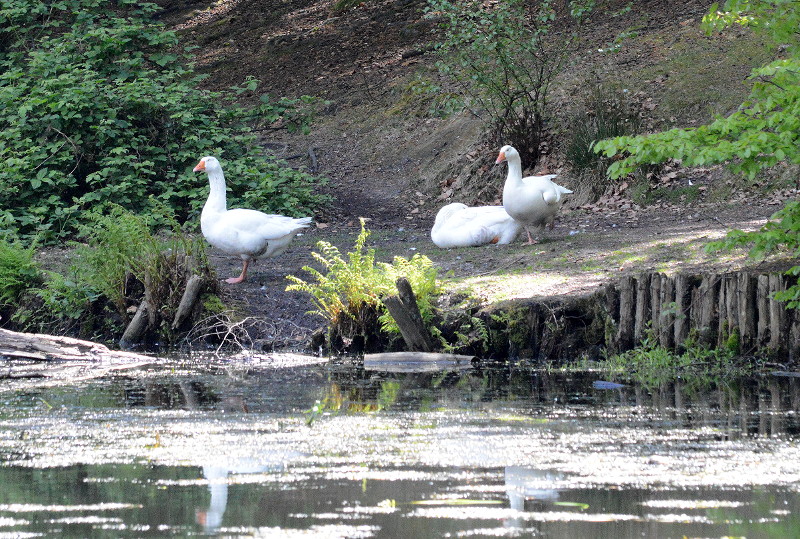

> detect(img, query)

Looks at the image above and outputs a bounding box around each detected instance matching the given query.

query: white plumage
[193,156,311,283]
[431,203,522,248]
[496,145,572,244]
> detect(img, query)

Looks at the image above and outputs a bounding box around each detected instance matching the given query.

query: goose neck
[505,155,523,184]
[204,169,228,213]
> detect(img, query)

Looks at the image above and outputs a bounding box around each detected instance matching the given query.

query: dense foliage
[427,0,594,166]
[0,240,40,317]
[0,0,326,241]
[594,0,800,308]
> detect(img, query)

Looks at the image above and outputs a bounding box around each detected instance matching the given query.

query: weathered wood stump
[383,277,435,352]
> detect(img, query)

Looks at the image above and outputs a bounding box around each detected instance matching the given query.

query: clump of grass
[566,84,641,172]
[389,73,462,118]
[604,331,756,391]
[632,183,702,206]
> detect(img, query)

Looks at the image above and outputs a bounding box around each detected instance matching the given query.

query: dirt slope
[156,0,800,350]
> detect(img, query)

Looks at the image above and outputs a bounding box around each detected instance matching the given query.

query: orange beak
[193,159,206,172]
[495,151,506,164]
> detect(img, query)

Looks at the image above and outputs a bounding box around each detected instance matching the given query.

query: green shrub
[13,206,219,343]
[0,0,327,242]
[427,0,594,166]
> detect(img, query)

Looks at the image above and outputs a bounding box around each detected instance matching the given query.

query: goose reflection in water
[505,466,562,509]
[195,457,286,533]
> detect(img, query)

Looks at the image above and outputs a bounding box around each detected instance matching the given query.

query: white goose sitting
[431,203,522,248]
[495,145,572,244]
[193,156,312,284]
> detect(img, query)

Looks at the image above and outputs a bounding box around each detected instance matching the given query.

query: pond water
[2,354,800,538]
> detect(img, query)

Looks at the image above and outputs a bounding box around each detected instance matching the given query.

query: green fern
[286,219,440,336]
[0,239,41,308]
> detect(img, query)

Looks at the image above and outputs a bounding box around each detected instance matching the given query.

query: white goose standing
[496,145,572,244]
[193,156,312,284]
[431,203,522,248]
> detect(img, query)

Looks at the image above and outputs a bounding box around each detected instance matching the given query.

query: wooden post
[757,274,770,347]
[769,274,786,352]
[726,274,739,339]
[650,273,662,340]
[717,274,730,347]
[737,272,756,351]
[120,300,152,350]
[695,274,718,347]
[172,274,205,329]
[790,309,800,362]
[634,273,651,344]
[673,274,691,348]
[617,276,635,351]
[382,277,435,352]
[658,274,674,349]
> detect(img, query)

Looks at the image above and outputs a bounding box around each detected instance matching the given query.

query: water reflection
[22,361,800,438]
[196,457,284,534]
[319,365,800,438]
[504,467,562,514]
[2,357,800,537]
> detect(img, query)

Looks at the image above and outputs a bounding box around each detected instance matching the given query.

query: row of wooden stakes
[613,271,799,356]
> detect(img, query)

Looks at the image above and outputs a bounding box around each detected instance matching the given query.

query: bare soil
[155,0,800,350]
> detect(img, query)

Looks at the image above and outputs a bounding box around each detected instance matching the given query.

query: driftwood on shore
[0,328,152,363]
[364,351,476,372]
[0,327,153,389]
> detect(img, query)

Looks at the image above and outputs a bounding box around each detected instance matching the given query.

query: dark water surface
[2,354,800,538]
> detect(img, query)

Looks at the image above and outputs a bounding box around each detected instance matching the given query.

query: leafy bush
[427,0,594,166]
[0,0,327,241]
[593,0,800,182]
[286,220,440,349]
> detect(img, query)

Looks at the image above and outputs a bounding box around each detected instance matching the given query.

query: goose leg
[226,259,250,284]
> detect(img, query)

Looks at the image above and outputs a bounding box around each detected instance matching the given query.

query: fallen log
[0,328,152,363]
[364,352,476,372]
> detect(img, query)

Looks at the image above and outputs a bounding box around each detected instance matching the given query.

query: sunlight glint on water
[1,356,800,537]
